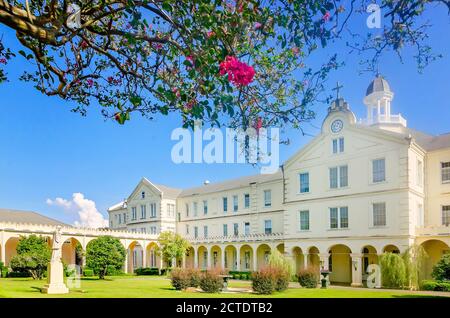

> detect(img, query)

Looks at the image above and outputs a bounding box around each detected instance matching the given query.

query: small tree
[380,252,407,289]
[402,245,428,290]
[157,231,190,269]
[86,236,126,279]
[432,254,450,281]
[268,249,295,279]
[9,235,51,280]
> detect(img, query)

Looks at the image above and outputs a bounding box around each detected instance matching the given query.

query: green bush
[252,267,276,294]
[431,254,450,281]
[274,268,290,292]
[170,268,191,290]
[380,252,407,288]
[83,268,94,277]
[134,267,160,276]
[186,268,201,287]
[297,268,319,288]
[229,271,252,280]
[421,280,450,292]
[199,269,224,293]
[7,271,32,278]
[86,236,126,279]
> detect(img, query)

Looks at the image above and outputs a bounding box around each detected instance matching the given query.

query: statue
[41,226,69,294]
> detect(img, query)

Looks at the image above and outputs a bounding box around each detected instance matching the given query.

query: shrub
[1,267,8,278]
[199,269,224,293]
[268,249,295,278]
[274,268,290,292]
[380,252,407,288]
[431,254,450,282]
[134,267,160,276]
[421,280,450,292]
[170,268,191,291]
[83,268,94,277]
[297,268,319,288]
[252,267,276,294]
[186,268,201,287]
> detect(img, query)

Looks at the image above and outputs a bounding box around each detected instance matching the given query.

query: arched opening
[256,244,271,270]
[276,243,285,254]
[210,245,222,268]
[185,246,195,268]
[307,246,320,271]
[224,245,237,270]
[383,245,400,254]
[361,245,378,285]
[5,237,20,266]
[420,239,450,280]
[61,237,83,267]
[328,244,352,285]
[128,241,143,272]
[197,246,208,269]
[240,245,254,271]
[146,242,159,268]
[292,247,304,274]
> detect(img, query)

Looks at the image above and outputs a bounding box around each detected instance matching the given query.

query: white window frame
[244,222,250,235]
[244,193,250,209]
[223,224,228,237]
[329,206,349,229]
[372,158,386,183]
[264,220,272,234]
[140,204,146,219]
[299,172,310,193]
[442,205,450,226]
[372,202,387,227]
[332,137,344,154]
[299,210,310,231]
[223,197,228,213]
[131,207,137,221]
[233,195,238,212]
[442,162,450,184]
[193,202,198,217]
[203,200,208,215]
[329,165,348,189]
[264,190,272,207]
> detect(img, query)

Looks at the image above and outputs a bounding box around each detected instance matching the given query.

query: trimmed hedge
[134,267,160,276]
[106,265,125,276]
[229,271,252,280]
[421,280,450,292]
[83,268,94,277]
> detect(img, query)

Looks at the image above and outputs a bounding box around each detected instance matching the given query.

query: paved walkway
[328,285,450,298]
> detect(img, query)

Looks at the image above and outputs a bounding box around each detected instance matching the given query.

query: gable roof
[178,170,282,197]
[0,208,69,226]
[153,183,182,200]
[405,129,450,151]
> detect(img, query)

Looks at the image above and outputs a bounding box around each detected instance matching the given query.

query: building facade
[108,76,450,286]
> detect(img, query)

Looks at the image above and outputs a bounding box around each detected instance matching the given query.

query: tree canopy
[85,235,126,279]
[157,230,190,267]
[0,0,448,131]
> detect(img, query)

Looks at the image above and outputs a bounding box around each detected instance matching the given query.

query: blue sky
[0,6,449,225]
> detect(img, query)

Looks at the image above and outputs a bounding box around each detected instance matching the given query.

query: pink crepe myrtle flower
[254,22,263,30]
[0,58,7,65]
[80,41,88,50]
[291,46,300,55]
[172,87,181,98]
[207,31,215,38]
[322,11,331,22]
[86,78,94,88]
[219,56,255,87]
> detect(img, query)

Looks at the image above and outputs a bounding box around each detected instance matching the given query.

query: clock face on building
[331,119,343,133]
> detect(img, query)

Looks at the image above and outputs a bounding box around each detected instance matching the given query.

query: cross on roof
[332,81,344,100]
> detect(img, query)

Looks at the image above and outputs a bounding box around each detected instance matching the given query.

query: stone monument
[41,226,69,294]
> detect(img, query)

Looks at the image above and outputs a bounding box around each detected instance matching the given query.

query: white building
[108,75,450,286]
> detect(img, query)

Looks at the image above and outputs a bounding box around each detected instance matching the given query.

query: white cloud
[46,193,108,228]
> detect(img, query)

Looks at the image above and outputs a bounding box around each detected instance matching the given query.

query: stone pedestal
[42,260,69,294]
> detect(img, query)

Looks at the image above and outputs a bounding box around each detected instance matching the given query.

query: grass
[0,276,443,298]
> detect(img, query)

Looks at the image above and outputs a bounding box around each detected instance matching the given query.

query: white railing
[0,221,158,240]
[415,225,450,236]
[185,232,284,244]
[359,114,407,127]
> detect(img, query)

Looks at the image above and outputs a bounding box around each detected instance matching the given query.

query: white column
[1,234,5,265]
[235,245,241,271]
[123,251,128,274]
[351,253,363,287]
[303,253,308,270]
[252,247,257,271]
[193,247,198,269]
[221,248,226,269]
[142,248,147,268]
[206,247,211,269]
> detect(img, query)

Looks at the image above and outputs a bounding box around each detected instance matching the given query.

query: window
[141,228,146,233]
[123,213,127,223]
[185,203,189,217]
[233,223,239,236]
[203,226,208,238]
[223,224,228,237]
[140,205,146,219]
[442,206,450,226]
[223,197,228,212]
[203,200,208,215]
[299,172,310,193]
[244,194,250,208]
[264,190,272,207]
[118,214,122,224]
[150,226,157,235]
[233,195,238,212]
[150,203,156,218]
[442,162,450,183]
[186,224,189,235]
[329,165,348,188]
[194,226,198,238]
[264,220,272,234]
[193,202,198,217]
[373,202,386,227]
[167,204,175,217]
[417,160,423,186]
[372,159,386,183]
[329,207,348,229]
[141,191,145,199]
[332,137,344,154]
[131,207,137,220]
[244,222,250,235]
[299,210,310,231]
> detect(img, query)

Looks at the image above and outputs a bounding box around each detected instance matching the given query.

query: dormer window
[141,191,146,199]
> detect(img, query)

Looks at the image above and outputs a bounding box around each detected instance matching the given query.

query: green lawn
[0,276,442,298]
